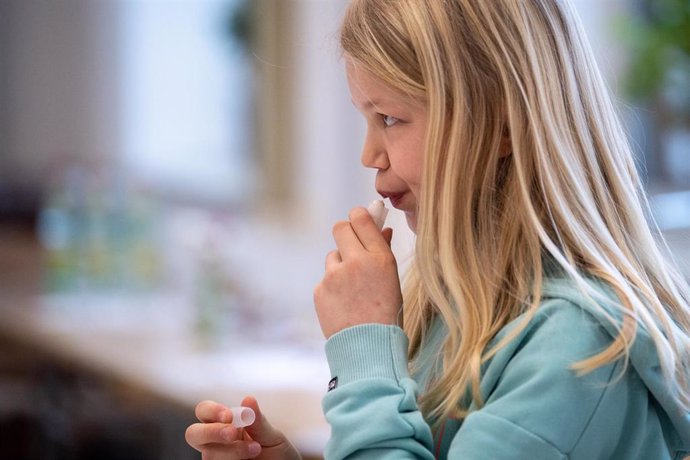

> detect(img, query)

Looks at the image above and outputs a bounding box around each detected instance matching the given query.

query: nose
[360,127,389,170]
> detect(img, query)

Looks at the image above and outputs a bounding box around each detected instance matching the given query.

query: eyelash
[381,114,399,128]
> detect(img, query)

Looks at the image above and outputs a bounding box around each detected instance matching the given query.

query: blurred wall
[0,0,121,191]
[0,1,9,188]
[572,0,629,83]
[291,0,372,230]
[120,0,251,204]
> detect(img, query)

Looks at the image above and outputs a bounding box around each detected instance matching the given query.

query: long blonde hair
[341,0,690,424]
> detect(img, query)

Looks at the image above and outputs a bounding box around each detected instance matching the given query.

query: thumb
[382,227,393,247]
[241,396,284,446]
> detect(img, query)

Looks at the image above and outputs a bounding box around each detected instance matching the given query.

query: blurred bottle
[38,161,87,292]
[38,159,163,294]
[192,220,243,349]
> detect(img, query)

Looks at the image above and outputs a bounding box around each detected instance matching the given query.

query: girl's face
[346,60,428,233]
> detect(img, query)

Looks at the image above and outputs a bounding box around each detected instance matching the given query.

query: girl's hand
[314,207,402,339]
[185,396,302,460]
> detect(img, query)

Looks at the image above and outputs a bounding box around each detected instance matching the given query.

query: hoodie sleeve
[322,324,435,459]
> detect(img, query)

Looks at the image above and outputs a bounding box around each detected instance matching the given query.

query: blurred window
[120,0,254,205]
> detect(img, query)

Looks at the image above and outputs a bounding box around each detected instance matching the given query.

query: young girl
[185,0,690,458]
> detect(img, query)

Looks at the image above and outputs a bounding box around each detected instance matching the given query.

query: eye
[381,114,399,128]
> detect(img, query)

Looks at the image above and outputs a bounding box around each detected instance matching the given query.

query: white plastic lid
[230,406,256,428]
[367,199,389,230]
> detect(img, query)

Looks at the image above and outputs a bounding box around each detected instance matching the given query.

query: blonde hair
[340,0,690,424]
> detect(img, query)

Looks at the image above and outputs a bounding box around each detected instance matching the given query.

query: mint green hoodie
[322,277,690,459]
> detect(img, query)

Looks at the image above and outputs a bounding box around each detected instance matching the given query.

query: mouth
[378,191,407,209]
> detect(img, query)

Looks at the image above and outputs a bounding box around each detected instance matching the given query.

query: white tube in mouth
[230,406,256,428]
[367,199,389,230]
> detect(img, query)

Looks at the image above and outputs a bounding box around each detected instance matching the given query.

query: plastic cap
[367,199,389,230]
[230,406,256,428]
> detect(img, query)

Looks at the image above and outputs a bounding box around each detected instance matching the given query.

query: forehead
[345,59,420,111]
[346,60,386,101]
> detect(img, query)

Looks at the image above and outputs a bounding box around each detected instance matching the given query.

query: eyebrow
[351,98,383,111]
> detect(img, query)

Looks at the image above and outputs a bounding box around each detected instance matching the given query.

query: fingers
[348,207,390,252]
[191,441,261,459]
[382,227,393,247]
[241,396,284,447]
[332,219,363,259]
[195,400,233,424]
[325,250,342,270]
[332,207,389,258]
[186,397,289,459]
[185,422,240,448]
[186,421,262,459]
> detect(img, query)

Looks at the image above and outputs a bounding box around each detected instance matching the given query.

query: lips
[378,190,407,210]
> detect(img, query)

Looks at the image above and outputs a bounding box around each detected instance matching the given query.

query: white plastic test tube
[230,406,256,428]
[367,199,389,230]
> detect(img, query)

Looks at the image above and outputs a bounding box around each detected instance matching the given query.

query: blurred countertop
[0,223,330,457]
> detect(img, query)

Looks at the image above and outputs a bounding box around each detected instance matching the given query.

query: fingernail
[248,442,261,457]
[220,426,234,441]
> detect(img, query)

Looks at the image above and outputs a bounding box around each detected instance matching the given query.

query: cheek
[390,155,418,187]
[388,136,425,192]
[405,133,426,189]
[402,150,424,192]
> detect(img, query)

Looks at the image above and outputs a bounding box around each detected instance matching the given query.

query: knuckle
[224,442,250,459]
[331,220,349,236]
[346,257,363,272]
[380,253,396,266]
[325,250,339,267]
[349,207,369,225]
[371,250,393,265]
[225,425,241,443]
[323,265,341,284]
[313,284,322,304]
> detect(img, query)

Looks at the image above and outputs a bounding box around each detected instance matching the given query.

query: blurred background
[0,0,688,459]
